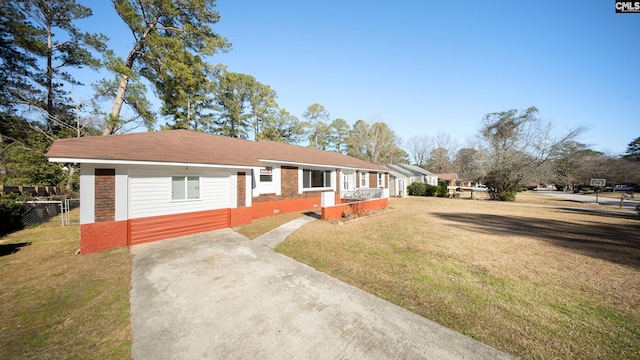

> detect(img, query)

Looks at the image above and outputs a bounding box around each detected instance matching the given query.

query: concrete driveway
[130,227,514,359]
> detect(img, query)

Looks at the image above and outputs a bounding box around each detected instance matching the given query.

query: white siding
[115,168,128,221]
[79,165,95,224]
[253,165,281,196]
[129,169,230,219]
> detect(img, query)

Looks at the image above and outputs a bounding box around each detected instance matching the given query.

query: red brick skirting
[321,198,389,220]
[80,220,128,254]
[251,197,321,219]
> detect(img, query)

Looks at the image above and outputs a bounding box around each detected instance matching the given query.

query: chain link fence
[20,198,79,227]
[63,198,80,225]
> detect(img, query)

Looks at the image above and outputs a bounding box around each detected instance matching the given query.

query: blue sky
[77,1,639,156]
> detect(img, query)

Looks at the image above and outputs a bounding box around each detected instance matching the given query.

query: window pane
[311,170,324,187]
[187,176,199,199]
[172,176,185,200]
[303,170,310,188]
[325,171,332,187]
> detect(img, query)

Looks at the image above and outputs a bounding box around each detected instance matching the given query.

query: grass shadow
[0,242,31,257]
[555,207,640,220]
[433,212,640,269]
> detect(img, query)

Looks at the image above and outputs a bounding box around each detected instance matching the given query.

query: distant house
[385,167,409,197]
[385,164,421,187]
[437,173,459,187]
[391,163,438,186]
[46,130,389,254]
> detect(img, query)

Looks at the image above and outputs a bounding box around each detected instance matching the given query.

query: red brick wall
[237,172,246,207]
[80,220,127,254]
[321,198,389,220]
[95,169,115,222]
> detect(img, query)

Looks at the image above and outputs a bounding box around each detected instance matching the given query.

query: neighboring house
[385,164,422,186]
[46,130,389,254]
[459,180,481,187]
[437,173,459,187]
[393,163,438,186]
[385,167,409,197]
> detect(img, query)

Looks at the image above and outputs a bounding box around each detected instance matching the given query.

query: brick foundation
[321,198,389,220]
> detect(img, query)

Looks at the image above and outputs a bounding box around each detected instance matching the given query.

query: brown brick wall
[369,172,378,188]
[95,168,115,222]
[281,166,298,197]
[237,172,246,207]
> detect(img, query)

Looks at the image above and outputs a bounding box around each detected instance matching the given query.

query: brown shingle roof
[436,173,459,181]
[46,130,388,172]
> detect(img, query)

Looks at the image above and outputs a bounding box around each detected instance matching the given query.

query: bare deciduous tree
[479,106,586,200]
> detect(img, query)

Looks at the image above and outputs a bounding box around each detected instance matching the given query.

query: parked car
[603,186,613,192]
[614,184,633,192]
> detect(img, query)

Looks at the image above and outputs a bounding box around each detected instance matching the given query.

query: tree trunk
[102,21,156,135]
[0,133,7,176]
[46,21,54,133]
[103,74,130,135]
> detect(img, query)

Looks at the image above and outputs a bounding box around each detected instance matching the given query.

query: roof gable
[395,163,435,176]
[385,164,415,177]
[46,130,388,172]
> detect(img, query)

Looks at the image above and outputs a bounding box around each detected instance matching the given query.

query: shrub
[407,182,427,196]
[498,190,517,201]
[0,193,29,235]
[436,181,448,197]
[425,184,438,196]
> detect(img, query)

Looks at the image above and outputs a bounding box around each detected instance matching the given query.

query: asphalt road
[535,190,639,210]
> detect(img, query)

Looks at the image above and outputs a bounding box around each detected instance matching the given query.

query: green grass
[0,212,132,359]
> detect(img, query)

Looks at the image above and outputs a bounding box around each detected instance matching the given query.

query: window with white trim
[377,173,384,187]
[259,167,273,182]
[360,172,368,188]
[302,169,332,189]
[172,176,200,200]
[342,171,355,191]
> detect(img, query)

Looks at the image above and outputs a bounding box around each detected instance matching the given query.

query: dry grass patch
[0,212,132,359]
[277,196,640,359]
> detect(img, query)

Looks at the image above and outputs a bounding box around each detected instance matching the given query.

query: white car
[614,185,633,192]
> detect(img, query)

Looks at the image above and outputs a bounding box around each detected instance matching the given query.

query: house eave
[47,157,256,170]
[259,159,388,173]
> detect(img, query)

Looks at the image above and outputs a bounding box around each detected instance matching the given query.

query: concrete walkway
[254,214,318,249]
[130,216,514,360]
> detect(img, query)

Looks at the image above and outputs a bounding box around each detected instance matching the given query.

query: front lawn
[0,213,132,359]
[277,195,640,359]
